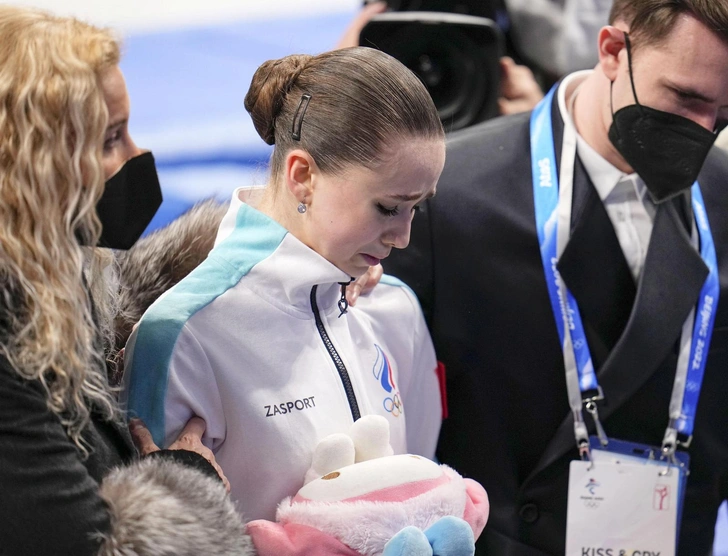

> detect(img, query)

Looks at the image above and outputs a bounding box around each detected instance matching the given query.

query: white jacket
[123,195,442,521]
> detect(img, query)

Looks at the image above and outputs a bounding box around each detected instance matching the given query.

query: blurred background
[4,2,728,553]
[9,0,367,232]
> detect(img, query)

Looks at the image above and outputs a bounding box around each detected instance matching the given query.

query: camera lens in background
[360,12,503,132]
[383,25,486,127]
[363,0,505,19]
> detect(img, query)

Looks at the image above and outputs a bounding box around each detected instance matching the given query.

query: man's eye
[376,203,399,217]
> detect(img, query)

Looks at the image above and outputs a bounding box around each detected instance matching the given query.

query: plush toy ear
[349,414,394,463]
[461,479,489,540]
[302,415,394,485]
[304,433,355,485]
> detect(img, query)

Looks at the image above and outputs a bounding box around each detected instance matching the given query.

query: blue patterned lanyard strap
[529,84,719,457]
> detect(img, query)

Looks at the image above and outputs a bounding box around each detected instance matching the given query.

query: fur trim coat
[98,455,255,556]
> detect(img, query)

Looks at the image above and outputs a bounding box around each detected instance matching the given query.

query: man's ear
[598,25,628,82]
[284,149,316,205]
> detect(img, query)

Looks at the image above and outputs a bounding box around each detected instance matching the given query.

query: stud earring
[297,202,307,214]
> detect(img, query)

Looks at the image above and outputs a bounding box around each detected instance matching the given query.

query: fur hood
[97,456,255,556]
[110,199,227,383]
[114,198,227,349]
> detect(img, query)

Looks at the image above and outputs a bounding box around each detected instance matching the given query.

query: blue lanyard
[531,86,597,395]
[530,84,719,450]
[677,186,719,436]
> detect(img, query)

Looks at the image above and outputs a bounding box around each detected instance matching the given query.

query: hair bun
[244,54,313,145]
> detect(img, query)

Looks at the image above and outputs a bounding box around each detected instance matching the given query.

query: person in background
[343,0,610,117]
[338,1,545,116]
[506,0,612,80]
[0,7,253,555]
[385,0,728,553]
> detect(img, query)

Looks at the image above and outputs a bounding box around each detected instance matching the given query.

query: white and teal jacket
[122,192,442,521]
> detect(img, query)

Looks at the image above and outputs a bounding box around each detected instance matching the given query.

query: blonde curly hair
[0,6,121,452]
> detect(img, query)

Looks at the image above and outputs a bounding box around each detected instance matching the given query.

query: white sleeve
[398,290,442,460]
[123,322,225,452]
[162,325,226,450]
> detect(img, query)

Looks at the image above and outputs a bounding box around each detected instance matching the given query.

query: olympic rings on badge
[383,393,403,417]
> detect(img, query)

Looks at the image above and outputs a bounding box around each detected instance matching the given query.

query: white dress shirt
[558,72,656,281]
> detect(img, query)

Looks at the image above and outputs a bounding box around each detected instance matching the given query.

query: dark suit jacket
[384,87,728,555]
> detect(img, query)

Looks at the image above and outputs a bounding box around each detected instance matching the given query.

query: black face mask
[607,33,718,204]
[96,151,162,249]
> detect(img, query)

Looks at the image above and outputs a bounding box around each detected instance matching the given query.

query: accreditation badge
[565,451,681,556]
[589,437,690,536]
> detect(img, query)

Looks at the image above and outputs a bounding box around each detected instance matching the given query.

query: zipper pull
[337,283,348,317]
[337,281,351,318]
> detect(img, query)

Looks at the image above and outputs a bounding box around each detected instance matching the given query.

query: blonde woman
[0,7,252,555]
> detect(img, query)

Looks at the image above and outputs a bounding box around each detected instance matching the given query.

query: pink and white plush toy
[246,416,489,556]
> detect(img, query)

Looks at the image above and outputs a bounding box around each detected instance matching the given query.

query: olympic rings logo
[383,393,403,417]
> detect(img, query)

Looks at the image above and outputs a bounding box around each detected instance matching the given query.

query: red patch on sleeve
[436,361,448,419]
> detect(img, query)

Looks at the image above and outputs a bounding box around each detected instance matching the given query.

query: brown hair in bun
[244,47,444,181]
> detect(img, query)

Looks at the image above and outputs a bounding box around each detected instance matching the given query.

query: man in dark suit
[384,1,728,553]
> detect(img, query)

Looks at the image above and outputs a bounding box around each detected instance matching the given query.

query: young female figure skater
[124,47,446,521]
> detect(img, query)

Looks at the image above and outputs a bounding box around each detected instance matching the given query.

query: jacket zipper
[310,284,361,422]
